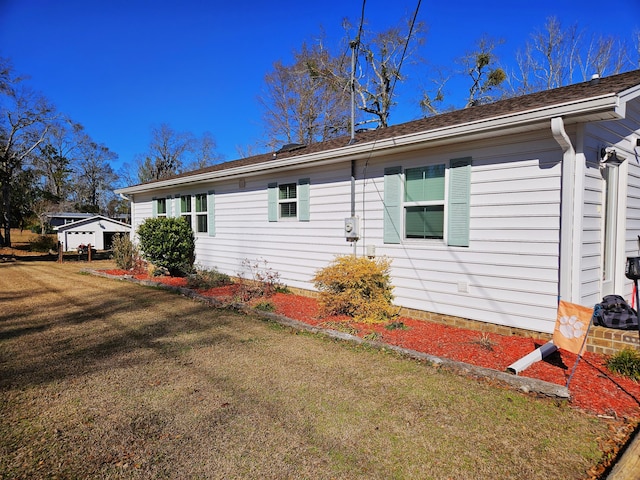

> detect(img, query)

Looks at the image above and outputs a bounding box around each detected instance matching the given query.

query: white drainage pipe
[506,341,557,375]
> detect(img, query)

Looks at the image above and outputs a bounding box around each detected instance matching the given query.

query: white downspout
[551,117,576,302]
[119,193,134,241]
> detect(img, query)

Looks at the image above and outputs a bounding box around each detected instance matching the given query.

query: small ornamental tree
[312,255,395,323]
[136,217,195,276]
[111,233,138,271]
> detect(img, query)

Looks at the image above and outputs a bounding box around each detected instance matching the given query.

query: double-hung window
[156,198,167,217]
[404,165,445,239]
[383,158,470,246]
[181,194,192,228]
[279,183,297,218]
[268,179,310,222]
[195,193,208,233]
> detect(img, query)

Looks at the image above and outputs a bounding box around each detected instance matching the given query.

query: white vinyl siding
[129,121,640,337]
[132,139,565,334]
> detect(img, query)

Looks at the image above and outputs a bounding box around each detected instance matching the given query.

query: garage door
[65,231,95,251]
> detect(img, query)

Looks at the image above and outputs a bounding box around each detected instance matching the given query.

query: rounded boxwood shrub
[136,217,195,276]
[312,255,395,323]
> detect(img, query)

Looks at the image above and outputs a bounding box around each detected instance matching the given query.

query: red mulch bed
[101,270,640,419]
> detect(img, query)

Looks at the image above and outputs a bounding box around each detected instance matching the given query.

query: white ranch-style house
[116,70,640,351]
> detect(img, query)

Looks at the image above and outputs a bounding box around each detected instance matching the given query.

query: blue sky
[1,0,639,181]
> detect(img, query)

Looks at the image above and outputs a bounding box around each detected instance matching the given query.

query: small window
[181,195,192,213]
[157,198,167,217]
[181,195,192,228]
[195,193,208,233]
[279,183,297,218]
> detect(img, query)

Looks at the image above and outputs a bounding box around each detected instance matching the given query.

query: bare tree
[134,124,222,183]
[513,17,581,93]
[33,120,84,202]
[188,131,223,171]
[0,58,57,246]
[73,138,118,213]
[350,17,426,128]
[136,124,195,182]
[258,42,350,149]
[580,35,631,79]
[418,66,452,116]
[461,36,506,107]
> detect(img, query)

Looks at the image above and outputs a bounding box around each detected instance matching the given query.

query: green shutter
[207,190,215,236]
[175,194,181,215]
[298,178,310,222]
[268,183,278,222]
[152,197,157,218]
[447,158,471,247]
[383,166,402,244]
[166,195,173,217]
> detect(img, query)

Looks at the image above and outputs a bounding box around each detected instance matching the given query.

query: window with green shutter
[383,159,471,246]
[267,179,310,221]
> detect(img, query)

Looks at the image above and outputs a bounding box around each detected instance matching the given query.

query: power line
[389,0,422,100]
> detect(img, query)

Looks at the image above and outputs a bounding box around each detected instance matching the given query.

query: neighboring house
[45,212,94,229]
[115,70,640,346]
[55,215,131,251]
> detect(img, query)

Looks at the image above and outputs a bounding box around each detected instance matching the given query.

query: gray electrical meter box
[344,217,359,241]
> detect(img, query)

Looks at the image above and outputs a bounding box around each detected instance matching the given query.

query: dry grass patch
[0,261,612,479]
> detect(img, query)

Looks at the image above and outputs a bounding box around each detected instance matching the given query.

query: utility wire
[355,0,366,53]
[389,0,422,100]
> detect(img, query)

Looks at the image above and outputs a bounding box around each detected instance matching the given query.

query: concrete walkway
[607,427,640,479]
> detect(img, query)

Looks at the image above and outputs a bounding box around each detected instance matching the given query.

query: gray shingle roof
[135,69,640,187]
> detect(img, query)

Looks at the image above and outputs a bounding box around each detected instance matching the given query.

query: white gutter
[551,117,576,303]
[116,93,621,195]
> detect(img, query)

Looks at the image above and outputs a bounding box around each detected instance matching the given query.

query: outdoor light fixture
[600,147,625,167]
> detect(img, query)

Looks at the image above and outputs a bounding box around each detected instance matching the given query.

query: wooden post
[88,243,92,262]
[58,242,63,263]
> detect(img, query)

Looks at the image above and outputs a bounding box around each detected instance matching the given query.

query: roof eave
[115,93,621,195]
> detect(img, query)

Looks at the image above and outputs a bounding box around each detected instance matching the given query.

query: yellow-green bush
[312,255,395,323]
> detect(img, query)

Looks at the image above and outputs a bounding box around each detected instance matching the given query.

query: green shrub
[187,267,231,290]
[111,233,138,270]
[312,255,395,323]
[28,235,58,252]
[606,348,640,380]
[136,217,195,276]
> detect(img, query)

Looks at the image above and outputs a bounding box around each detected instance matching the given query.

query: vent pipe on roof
[590,74,600,85]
